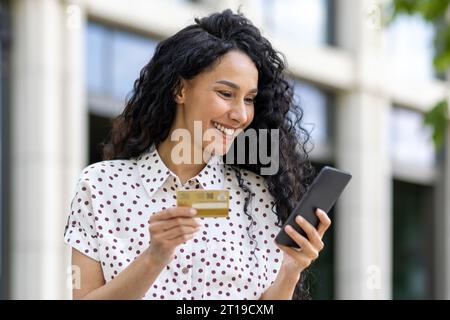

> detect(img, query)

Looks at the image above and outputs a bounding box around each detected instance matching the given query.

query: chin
[204,140,233,158]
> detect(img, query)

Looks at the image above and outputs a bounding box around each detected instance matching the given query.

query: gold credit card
[176,190,229,218]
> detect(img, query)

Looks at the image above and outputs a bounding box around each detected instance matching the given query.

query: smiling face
[173,50,258,159]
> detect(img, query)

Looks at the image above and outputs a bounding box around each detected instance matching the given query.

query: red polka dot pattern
[64,145,283,299]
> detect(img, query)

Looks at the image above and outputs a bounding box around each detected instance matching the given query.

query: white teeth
[213,121,235,136]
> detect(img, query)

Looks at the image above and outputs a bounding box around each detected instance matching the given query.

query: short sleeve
[63,177,100,261]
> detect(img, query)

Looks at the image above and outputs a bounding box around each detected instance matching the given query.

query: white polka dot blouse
[64,144,283,299]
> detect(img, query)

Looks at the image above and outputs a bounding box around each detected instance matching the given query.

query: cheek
[190,94,229,120]
[246,105,255,126]
[202,96,230,123]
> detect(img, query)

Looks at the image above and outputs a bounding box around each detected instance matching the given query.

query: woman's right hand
[146,206,201,267]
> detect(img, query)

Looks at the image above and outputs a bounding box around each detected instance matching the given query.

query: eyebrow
[215,80,258,94]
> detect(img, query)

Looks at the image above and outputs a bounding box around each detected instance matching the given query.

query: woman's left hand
[276,208,331,278]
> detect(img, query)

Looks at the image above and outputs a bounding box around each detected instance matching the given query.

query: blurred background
[1,0,450,300]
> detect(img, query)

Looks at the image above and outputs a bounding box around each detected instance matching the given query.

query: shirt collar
[136,144,225,198]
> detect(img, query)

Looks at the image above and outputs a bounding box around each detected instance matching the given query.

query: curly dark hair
[101,9,316,300]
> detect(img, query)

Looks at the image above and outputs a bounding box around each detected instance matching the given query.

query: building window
[393,180,434,299]
[86,21,158,104]
[390,107,436,183]
[86,21,158,164]
[391,106,436,299]
[293,81,334,163]
[263,0,333,47]
[387,15,435,81]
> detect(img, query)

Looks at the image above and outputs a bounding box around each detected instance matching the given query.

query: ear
[174,78,188,105]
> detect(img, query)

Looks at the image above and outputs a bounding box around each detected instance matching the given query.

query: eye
[218,91,233,98]
[245,96,256,104]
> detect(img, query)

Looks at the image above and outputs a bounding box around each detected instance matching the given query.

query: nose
[228,101,248,126]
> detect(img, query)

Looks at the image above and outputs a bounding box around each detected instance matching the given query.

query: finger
[276,244,314,268]
[151,207,196,221]
[295,215,323,250]
[277,243,301,256]
[155,225,200,241]
[316,208,331,238]
[284,225,315,256]
[284,225,319,260]
[149,217,201,233]
[169,233,196,246]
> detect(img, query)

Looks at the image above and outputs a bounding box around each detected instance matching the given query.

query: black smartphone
[275,166,352,248]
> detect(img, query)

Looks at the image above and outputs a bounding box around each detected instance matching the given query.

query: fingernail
[285,225,292,232]
[296,215,303,222]
[190,209,197,215]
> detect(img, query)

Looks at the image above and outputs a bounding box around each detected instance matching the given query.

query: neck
[157,138,209,185]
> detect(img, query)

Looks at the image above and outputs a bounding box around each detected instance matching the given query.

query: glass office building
[4,0,448,299]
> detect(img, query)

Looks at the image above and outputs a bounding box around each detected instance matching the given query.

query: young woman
[64,9,331,300]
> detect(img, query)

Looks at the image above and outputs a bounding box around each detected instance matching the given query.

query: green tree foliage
[391,0,450,148]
